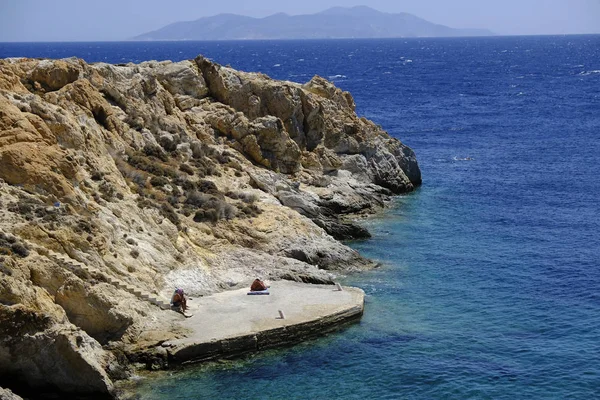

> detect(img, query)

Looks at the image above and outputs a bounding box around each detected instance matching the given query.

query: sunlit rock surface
[0,56,420,397]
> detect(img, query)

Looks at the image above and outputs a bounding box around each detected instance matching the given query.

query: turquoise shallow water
[3,35,599,399]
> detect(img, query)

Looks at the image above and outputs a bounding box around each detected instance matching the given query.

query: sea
[2,35,599,399]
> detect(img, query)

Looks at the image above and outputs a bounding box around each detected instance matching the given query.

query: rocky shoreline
[0,56,420,398]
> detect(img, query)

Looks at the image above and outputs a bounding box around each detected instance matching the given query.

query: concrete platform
[162,281,364,364]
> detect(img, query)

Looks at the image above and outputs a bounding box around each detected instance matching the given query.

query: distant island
[133,6,494,41]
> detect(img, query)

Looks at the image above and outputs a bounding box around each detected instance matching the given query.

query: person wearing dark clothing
[250,278,268,292]
[171,288,187,312]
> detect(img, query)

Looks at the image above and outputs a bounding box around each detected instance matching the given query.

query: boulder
[0,305,116,398]
[30,59,81,92]
[0,387,23,400]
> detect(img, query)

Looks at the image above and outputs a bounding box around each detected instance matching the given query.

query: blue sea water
[2,36,600,399]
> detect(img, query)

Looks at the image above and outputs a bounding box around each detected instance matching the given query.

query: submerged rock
[0,55,420,397]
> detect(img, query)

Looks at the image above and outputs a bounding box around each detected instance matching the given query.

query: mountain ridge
[133,6,494,41]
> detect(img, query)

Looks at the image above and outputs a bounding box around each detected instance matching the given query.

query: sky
[0,0,599,41]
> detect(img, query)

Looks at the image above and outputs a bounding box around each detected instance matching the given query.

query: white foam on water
[328,74,347,80]
[273,64,281,67]
[452,156,474,161]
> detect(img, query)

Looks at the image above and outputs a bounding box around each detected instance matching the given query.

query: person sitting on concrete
[171,288,187,313]
[248,278,270,295]
[250,278,268,292]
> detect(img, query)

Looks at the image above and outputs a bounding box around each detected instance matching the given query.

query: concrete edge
[165,294,364,365]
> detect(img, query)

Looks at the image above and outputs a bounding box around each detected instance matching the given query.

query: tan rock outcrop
[0,56,420,397]
[0,386,23,400]
[0,305,116,398]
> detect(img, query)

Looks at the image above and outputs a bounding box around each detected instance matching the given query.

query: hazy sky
[1,0,599,41]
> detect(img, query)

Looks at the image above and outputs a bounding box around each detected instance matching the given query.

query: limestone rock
[302,75,356,112]
[0,305,115,398]
[30,59,82,92]
[0,56,420,396]
[0,387,23,400]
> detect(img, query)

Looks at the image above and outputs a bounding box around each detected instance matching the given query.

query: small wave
[297,58,304,62]
[579,70,600,76]
[517,92,525,96]
[328,74,347,80]
[452,156,474,161]
[404,59,413,63]
[273,64,281,67]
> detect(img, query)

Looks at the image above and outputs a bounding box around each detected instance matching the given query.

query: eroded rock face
[0,386,24,400]
[196,55,421,190]
[0,56,420,396]
[0,305,116,398]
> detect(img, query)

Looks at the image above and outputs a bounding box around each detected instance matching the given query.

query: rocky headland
[0,56,420,398]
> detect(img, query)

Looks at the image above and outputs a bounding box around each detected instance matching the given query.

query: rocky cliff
[0,56,420,398]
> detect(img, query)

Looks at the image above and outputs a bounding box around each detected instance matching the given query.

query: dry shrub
[0,259,12,276]
[239,204,262,218]
[160,202,180,228]
[197,180,222,197]
[150,176,169,188]
[193,203,236,223]
[193,157,219,177]
[99,181,116,201]
[0,233,30,258]
[173,176,197,191]
[191,142,217,159]
[143,144,168,162]
[225,190,259,204]
[127,152,178,178]
[158,135,181,153]
[185,191,211,207]
[115,157,148,187]
[179,163,195,175]
[216,152,231,164]
[90,171,104,181]
[186,193,237,223]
